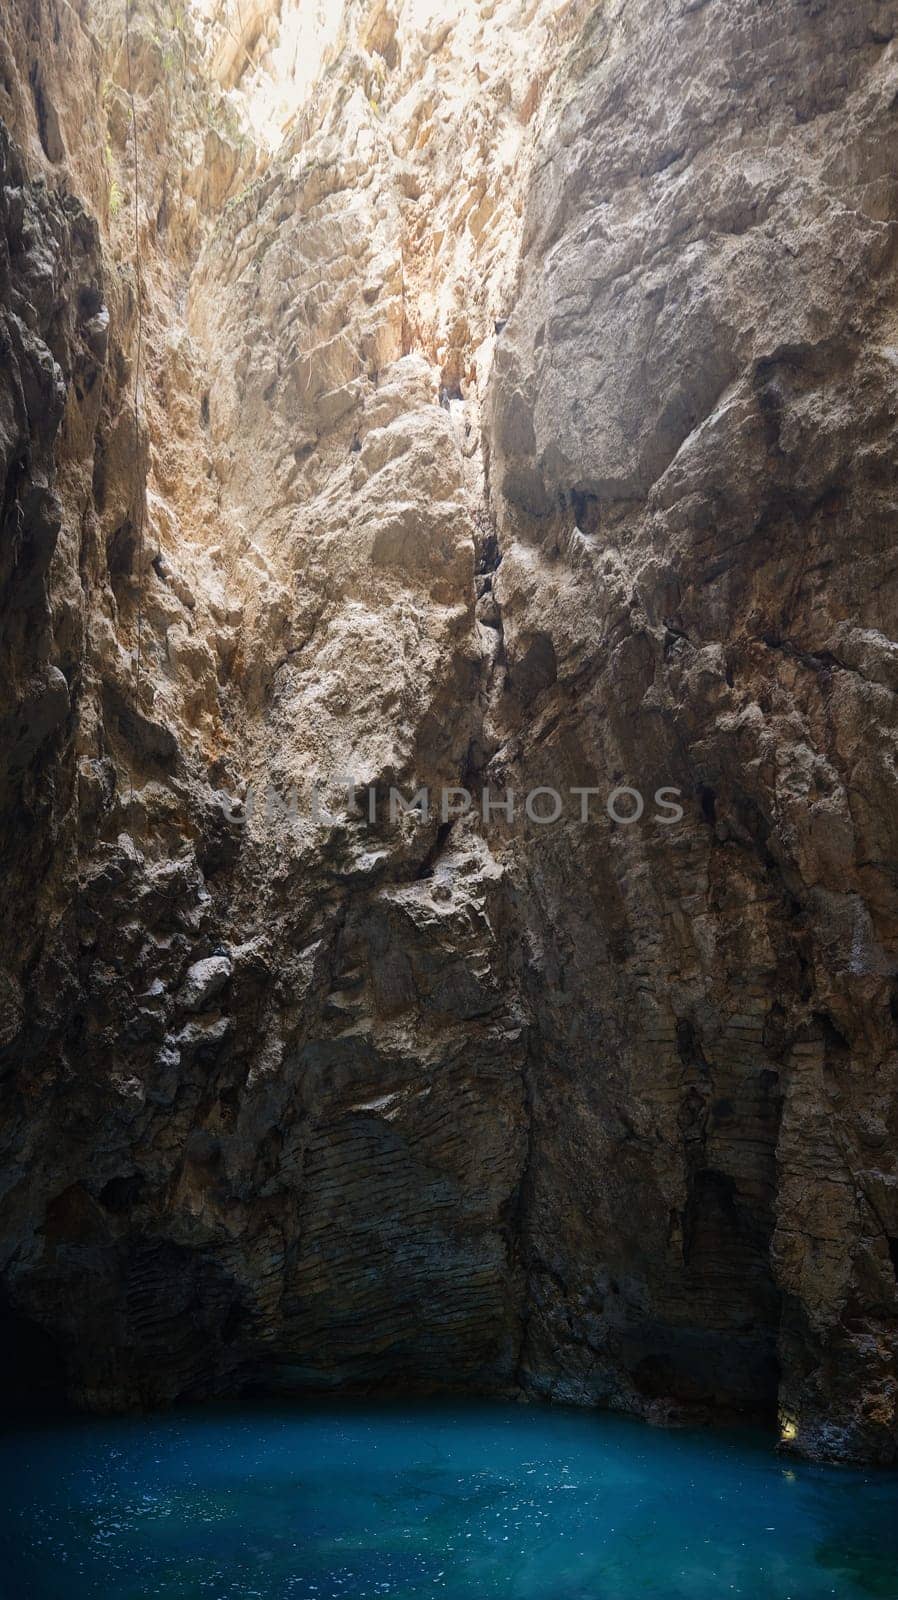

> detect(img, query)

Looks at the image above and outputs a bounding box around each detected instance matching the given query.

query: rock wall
[1,0,898,1463]
[488,0,898,1463]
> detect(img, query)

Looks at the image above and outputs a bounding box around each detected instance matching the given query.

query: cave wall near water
[2,0,898,1463]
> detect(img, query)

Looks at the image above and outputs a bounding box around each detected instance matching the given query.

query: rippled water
[1,1401,897,1598]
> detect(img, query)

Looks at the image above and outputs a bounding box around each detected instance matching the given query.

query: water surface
[1,1400,896,1598]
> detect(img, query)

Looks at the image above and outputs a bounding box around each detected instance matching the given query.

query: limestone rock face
[1,0,898,1463]
[487,0,898,1462]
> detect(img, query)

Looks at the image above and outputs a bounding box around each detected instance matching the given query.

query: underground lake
[1,1401,896,1599]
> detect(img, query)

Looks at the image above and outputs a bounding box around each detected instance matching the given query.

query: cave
[2,0,898,1593]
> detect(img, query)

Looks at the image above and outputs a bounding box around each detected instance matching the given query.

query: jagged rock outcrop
[1,0,898,1464]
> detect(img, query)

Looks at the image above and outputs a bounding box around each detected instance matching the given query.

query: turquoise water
[1,1402,896,1599]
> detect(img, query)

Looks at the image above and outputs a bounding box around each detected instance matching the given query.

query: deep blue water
[1,1401,897,1599]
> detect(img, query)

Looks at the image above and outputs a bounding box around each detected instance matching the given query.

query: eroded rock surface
[487,0,898,1462]
[1,0,898,1463]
